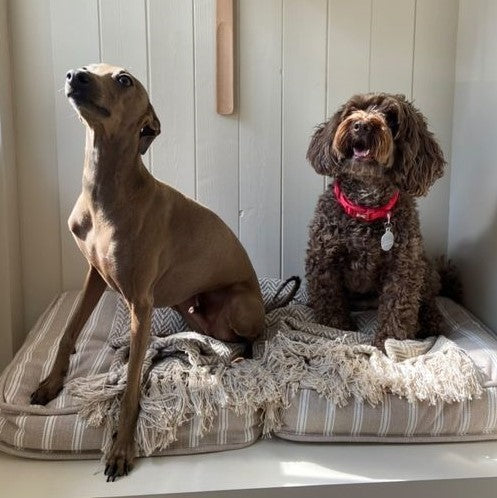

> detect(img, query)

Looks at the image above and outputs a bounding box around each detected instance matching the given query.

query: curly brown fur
[305,93,446,349]
[436,255,464,304]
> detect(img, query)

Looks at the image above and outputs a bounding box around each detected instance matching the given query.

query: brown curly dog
[305,93,446,349]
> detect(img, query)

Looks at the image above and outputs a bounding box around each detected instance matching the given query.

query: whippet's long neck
[82,128,151,209]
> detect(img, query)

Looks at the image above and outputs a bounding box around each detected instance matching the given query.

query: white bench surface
[1,438,497,498]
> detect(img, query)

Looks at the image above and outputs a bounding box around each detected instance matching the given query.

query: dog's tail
[265,276,302,312]
[436,255,463,304]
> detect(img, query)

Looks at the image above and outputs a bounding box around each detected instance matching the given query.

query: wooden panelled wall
[11,0,458,331]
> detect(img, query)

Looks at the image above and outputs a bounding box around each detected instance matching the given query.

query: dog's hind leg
[418,300,447,338]
[223,290,266,345]
[178,287,265,346]
[30,265,106,405]
[417,260,447,337]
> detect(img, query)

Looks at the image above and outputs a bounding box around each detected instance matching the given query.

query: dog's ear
[139,103,161,155]
[306,109,342,176]
[392,96,445,196]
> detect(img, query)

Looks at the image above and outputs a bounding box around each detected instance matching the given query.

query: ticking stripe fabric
[0,291,260,459]
[274,297,497,443]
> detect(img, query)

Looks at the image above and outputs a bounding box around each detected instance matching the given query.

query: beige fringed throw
[67,279,483,457]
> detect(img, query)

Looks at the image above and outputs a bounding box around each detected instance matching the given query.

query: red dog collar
[333,182,399,222]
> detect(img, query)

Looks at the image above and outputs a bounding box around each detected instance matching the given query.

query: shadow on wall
[448,76,497,332]
[451,205,497,329]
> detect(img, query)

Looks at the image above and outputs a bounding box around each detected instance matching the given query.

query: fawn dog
[30,64,265,480]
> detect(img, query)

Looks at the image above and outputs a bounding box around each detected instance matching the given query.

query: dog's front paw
[104,435,136,481]
[30,375,64,405]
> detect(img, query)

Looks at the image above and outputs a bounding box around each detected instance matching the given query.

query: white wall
[9,0,459,336]
[449,0,497,330]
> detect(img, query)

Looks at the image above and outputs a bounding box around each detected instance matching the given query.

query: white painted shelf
[1,438,497,498]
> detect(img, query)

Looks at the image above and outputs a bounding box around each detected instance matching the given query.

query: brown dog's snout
[66,69,91,88]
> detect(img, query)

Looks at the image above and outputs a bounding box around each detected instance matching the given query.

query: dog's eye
[117,74,133,87]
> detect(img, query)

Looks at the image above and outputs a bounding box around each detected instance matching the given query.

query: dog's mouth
[348,137,375,162]
[352,145,371,161]
[337,135,393,180]
[66,87,111,118]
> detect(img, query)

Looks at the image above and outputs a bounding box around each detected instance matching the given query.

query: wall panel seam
[48,0,66,296]
[323,0,329,194]
[96,0,102,62]
[237,0,241,239]
[279,0,284,279]
[145,0,153,172]
[410,0,417,100]
[192,0,198,201]
[368,0,373,91]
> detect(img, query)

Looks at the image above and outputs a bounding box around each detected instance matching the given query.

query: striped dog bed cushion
[274,297,497,443]
[2,286,496,459]
[0,290,261,459]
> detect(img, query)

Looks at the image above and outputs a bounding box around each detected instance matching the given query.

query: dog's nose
[353,120,371,133]
[66,69,91,86]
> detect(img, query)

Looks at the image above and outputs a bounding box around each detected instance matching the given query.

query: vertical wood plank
[282,0,328,278]
[413,0,458,256]
[238,0,282,278]
[99,0,148,85]
[0,150,14,367]
[149,0,195,197]
[370,0,415,96]
[10,0,62,332]
[194,0,239,234]
[328,0,372,114]
[0,0,20,363]
[50,0,100,290]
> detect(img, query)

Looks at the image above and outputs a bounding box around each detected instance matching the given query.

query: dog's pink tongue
[353,147,370,158]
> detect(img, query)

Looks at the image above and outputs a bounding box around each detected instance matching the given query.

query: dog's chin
[342,163,385,181]
[67,92,111,120]
[338,150,391,181]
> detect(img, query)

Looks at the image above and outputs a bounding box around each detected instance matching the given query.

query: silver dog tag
[381,228,394,251]
[381,213,394,251]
